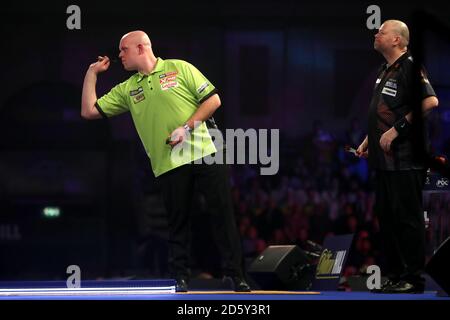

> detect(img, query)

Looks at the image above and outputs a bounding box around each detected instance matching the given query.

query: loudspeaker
[426,237,450,296]
[248,245,313,290]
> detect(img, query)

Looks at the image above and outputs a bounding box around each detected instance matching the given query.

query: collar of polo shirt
[137,57,165,82]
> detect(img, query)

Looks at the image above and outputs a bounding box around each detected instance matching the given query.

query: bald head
[121,30,152,47]
[382,20,410,49]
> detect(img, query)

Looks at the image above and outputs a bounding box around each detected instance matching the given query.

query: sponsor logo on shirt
[133,92,145,104]
[385,79,397,89]
[129,87,144,96]
[421,71,430,84]
[159,71,178,79]
[159,71,179,90]
[130,87,145,103]
[381,87,397,97]
[374,78,381,88]
[197,82,209,94]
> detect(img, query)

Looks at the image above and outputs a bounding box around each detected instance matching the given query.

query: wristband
[183,124,192,133]
[393,117,410,137]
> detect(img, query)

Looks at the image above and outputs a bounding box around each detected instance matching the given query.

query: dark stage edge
[0,280,448,300]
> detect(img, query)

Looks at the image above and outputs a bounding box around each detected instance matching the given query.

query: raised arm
[81,56,111,120]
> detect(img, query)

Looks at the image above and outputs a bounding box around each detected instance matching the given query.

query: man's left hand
[379,127,399,153]
[167,126,189,147]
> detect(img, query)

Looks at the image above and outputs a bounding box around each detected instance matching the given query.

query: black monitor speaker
[248,245,314,290]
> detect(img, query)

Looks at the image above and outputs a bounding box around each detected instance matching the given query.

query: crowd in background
[226,120,378,280]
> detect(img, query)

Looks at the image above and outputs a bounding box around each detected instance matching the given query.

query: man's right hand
[88,56,111,74]
[81,56,109,120]
[356,140,368,158]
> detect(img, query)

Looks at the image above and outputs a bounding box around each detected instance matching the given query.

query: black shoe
[370,278,399,293]
[175,278,189,292]
[223,276,251,292]
[382,280,424,294]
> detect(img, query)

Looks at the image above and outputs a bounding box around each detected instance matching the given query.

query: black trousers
[374,169,426,285]
[158,159,244,279]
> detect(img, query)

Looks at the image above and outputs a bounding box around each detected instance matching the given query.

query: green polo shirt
[96,58,218,177]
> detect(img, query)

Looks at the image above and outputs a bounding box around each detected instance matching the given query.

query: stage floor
[172,291,448,301]
[1,290,448,300]
[0,280,448,300]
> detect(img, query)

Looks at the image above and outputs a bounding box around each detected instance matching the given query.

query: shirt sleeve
[403,62,436,100]
[182,62,218,104]
[419,68,436,99]
[96,81,130,118]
